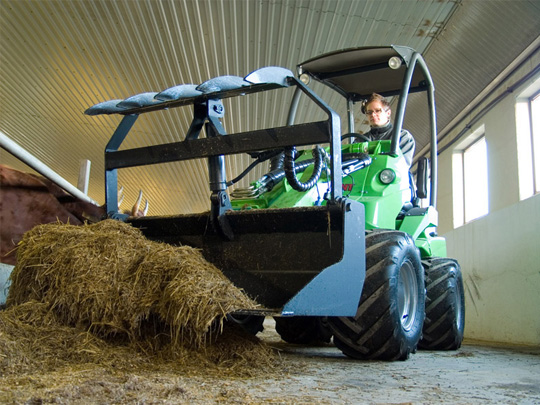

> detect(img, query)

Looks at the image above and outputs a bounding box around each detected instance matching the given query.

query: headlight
[388,56,402,70]
[379,169,396,184]
[299,73,311,84]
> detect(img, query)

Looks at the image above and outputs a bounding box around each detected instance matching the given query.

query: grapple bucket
[87,66,367,317]
[128,200,365,317]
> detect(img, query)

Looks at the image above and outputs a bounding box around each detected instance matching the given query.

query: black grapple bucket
[87,66,369,317]
[128,200,365,317]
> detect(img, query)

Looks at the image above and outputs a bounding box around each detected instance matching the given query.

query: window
[533,93,540,193]
[453,127,489,227]
[516,78,540,200]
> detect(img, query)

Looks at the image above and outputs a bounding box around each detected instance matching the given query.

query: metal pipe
[392,52,420,156]
[436,63,540,158]
[0,130,99,205]
[414,55,438,208]
[426,72,438,208]
[347,98,355,133]
[286,86,303,126]
[393,51,439,208]
[77,159,91,194]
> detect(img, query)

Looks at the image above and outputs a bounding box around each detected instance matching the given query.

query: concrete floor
[251,318,540,404]
[1,310,539,403]
[2,261,540,405]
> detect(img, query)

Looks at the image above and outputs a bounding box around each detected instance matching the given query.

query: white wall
[435,50,540,346]
[444,195,540,345]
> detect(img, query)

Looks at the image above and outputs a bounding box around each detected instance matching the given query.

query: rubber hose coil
[284,146,324,192]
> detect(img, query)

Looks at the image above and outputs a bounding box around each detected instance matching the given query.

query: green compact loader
[86,45,465,360]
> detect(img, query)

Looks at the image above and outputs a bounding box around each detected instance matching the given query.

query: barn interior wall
[436,50,540,346]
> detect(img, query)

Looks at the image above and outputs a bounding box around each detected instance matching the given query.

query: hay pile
[1,220,280,381]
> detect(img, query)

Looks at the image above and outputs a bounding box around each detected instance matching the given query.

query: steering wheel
[341,132,371,143]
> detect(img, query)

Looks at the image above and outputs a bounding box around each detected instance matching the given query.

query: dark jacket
[365,122,415,166]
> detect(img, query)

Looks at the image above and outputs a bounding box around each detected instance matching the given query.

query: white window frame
[452,126,489,228]
[516,76,540,200]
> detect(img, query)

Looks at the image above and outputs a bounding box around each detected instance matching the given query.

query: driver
[361,93,415,166]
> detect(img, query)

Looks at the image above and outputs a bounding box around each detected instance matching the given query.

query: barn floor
[254,319,540,404]
[3,317,539,404]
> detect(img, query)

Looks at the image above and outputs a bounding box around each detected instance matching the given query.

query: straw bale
[7,220,259,348]
[0,220,289,403]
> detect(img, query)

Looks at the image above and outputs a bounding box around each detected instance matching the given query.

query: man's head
[363,93,391,128]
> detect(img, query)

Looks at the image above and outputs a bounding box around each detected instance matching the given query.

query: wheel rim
[455,275,464,329]
[397,260,419,331]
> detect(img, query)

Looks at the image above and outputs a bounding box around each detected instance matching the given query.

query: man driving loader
[360,93,415,166]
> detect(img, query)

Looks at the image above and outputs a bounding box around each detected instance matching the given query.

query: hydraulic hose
[262,152,368,192]
[232,151,371,197]
[269,151,285,171]
[259,159,315,191]
[284,146,324,192]
[226,149,284,187]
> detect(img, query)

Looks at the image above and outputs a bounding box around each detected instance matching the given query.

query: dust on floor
[2,318,539,404]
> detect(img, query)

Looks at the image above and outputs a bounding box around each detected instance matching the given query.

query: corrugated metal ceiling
[1,0,539,215]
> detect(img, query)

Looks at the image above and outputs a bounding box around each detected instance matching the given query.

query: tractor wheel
[419,257,465,350]
[274,316,333,345]
[327,230,425,360]
[226,314,265,335]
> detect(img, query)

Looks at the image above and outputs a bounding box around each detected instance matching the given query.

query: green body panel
[231,139,447,259]
[342,142,411,230]
[398,206,438,240]
[397,206,446,258]
[415,236,447,258]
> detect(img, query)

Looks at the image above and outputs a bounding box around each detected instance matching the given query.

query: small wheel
[274,316,332,345]
[419,258,465,350]
[226,314,265,335]
[341,133,371,143]
[327,230,425,360]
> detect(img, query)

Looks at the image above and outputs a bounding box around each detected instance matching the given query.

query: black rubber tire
[274,316,333,345]
[419,257,465,350]
[226,314,265,335]
[327,230,425,360]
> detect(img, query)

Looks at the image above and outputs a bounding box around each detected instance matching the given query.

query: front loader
[86,45,465,360]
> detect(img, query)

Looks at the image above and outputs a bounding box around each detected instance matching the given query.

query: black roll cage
[291,45,438,207]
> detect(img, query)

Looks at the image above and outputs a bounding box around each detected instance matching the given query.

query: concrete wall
[435,51,540,346]
[444,195,540,345]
